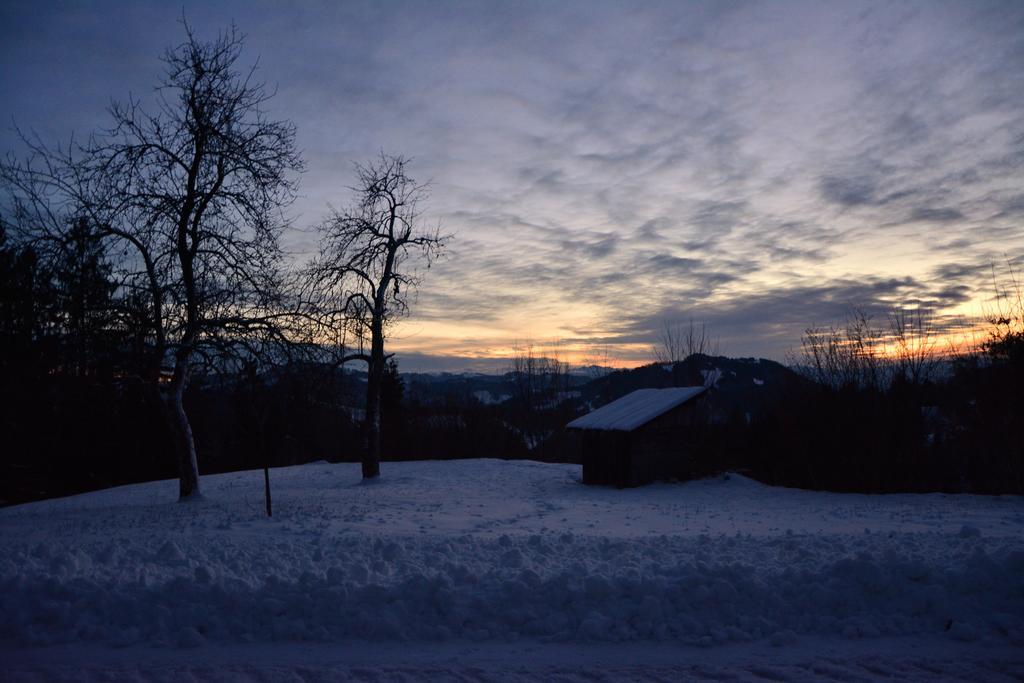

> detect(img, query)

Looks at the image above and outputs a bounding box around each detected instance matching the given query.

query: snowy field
[2,459,1023,681]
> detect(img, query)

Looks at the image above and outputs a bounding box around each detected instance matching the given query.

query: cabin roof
[566,386,706,432]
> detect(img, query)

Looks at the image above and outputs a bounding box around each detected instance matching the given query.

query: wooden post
[264,463,272,517]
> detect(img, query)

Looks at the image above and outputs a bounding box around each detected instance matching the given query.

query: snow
[702,367,723,387]
[566,386,705,431]
[472,390,510,405]
[2,459,1023,680]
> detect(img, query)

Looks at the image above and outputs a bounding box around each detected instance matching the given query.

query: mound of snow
[1,459,1022,676]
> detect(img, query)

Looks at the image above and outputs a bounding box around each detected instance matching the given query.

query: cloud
[645,255,704,273]
[560,232,620,259]
[621,271,988,360]
[995,194,1024,218]
[2,0,1024,370]
[908,207,965,223]
[820,175,882,208]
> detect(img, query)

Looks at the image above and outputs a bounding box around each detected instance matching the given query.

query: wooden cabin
[567,387,707,487]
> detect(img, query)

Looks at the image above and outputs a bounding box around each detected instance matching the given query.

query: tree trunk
[362,323,384,479]
[167,353,201,499]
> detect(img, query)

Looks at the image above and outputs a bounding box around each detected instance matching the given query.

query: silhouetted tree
[508,342,571,448]
[795,308,888,391]
[50,217,117,376]
[886,306,939,390]
[985,262,1023,366]
[651,319,718,365]
[309,154,446,479]
[0,223,50,374]
[2,24,303,499]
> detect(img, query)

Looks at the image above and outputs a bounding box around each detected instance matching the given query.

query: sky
[2,0,1023,372]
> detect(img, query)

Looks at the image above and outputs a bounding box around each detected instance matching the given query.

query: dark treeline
[0,225,545,505]
[768,304,1023,493]
[651,307,1024,494]
[2,223,1022,504]
[0,221,343,503]
[703,351,1024,494]
[1,25,449,502]
[377,304,1023,496]
[0,227,581,504]
[398,309,1023,495]
[0,216,541,504]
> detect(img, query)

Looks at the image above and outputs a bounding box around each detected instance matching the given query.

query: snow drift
[1,460,1022,675]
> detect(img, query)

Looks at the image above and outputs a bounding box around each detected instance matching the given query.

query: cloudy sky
[3,0,1023,371]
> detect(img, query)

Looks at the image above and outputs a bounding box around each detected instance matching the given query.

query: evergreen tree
[50,217,116,376]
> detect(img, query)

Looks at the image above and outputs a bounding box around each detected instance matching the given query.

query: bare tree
[651,318,718,364]
[796,306,946,392]
[986,260,1024,362]
[309,154,446,479]
[887,306,939,387]
[795,307,892,391]
[580,343,616,381]
[510,342,570,411]
[508,341,571,448]
[3,24,303,499]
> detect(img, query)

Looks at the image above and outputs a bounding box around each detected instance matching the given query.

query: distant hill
[583,354,808,423]
[399,356,808,423]
[404,372,517,406]
[403,371,594,408]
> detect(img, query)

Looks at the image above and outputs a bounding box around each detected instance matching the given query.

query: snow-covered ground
[2,459,1023,681]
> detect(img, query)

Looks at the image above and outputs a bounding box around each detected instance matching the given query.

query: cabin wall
[580,430,631,485]
[578,396,708,487]
[631,397,706,482]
